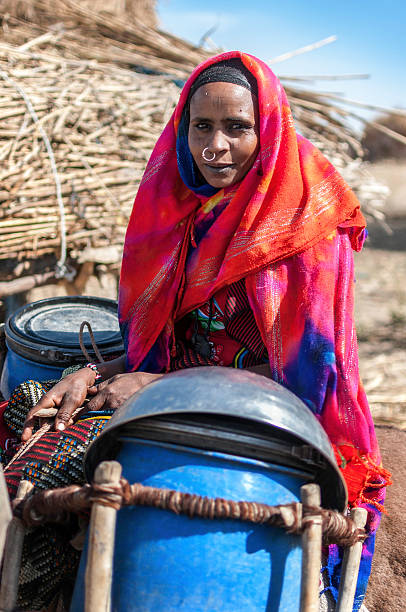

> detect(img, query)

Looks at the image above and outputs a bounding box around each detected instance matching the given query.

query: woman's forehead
[189,82,256,116]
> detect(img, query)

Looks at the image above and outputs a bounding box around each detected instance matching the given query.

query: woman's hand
[84,372,162,413]
[22,367,97,442]
[21,370,162,442]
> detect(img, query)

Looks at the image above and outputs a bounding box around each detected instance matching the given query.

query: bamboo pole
[300,483,322,612]
[85,460,122,612]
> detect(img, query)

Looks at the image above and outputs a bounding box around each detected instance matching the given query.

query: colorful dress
[118,51,390,610]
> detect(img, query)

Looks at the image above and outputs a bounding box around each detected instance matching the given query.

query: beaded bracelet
[85,362,102,381]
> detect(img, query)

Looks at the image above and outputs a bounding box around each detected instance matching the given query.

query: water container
[71,368,346,611]
[0,296,123,399]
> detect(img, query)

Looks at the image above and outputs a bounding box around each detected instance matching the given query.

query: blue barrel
[71,438,308,612]
[71,368,347,611]
[0,296,123,399]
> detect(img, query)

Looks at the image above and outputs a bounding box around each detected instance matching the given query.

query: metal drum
[0,296,123,399]
[72,367,347,612]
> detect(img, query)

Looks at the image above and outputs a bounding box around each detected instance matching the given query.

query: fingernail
[57,423,65,431]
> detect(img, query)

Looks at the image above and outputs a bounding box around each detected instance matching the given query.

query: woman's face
[188,81,259,189]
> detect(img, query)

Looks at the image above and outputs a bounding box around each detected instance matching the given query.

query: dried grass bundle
[362,113,406,161]
[0,42,180,270]
[0,0,205,74]
[0,0,158,29]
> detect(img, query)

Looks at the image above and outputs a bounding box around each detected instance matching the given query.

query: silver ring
[202,147,216,162]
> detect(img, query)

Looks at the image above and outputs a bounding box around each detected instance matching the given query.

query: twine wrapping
[14,478,366,547]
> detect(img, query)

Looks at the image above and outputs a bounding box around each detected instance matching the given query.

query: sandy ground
[354,162,406,429]
[355,242,406,428]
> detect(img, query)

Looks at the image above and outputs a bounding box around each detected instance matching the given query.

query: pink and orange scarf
[119,50,365,372]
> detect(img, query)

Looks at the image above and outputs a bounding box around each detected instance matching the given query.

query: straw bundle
[1,0,158,29]
[0,0,206,75]
[0,42,180,272]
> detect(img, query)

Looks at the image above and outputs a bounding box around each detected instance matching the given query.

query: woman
[5,52,388,610]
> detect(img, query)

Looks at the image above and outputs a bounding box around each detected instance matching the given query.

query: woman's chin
[201,164,250,190]
[203,172,238,189]
[207,178,235,189]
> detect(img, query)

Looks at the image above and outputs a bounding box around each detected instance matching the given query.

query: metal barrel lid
[5,296,124,366]
[85,367,347,510]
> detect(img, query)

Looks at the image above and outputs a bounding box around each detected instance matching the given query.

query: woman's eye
[230,122,251,131]
[195,122,210,130]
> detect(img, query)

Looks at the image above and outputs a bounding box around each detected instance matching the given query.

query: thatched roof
[0,0,394,285]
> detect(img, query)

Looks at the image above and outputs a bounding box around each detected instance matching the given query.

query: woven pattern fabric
[18,521,81,611]
[3,379,112,609]
[5,417,109,499]
[3,379,57,439]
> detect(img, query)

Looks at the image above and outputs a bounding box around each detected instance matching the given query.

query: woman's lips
[205,163,235,174]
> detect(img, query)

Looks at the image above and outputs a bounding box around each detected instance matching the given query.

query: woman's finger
[21,417,36,443]
[54,389,87,432]
[21,394,58,442]
[85,390,107,412]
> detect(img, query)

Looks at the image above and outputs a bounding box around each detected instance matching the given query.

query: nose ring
[202,147,216,162]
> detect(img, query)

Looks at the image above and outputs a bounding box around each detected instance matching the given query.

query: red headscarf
[119,51,365,372]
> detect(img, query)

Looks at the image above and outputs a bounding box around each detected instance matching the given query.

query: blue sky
[157,1,405,123]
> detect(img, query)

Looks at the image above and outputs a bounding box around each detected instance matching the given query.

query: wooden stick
[336,507,368,612]
[279,73,370,82]
[35,407,58,418]
[0,466,12,565]
[85,460,122,612]
[300,483,322,612]
[17,31,59,52]
[0,271,56,297]
[0,480,34,612]
[269,35,337,65]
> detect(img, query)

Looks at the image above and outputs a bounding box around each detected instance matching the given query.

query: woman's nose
[208,129,229,152]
